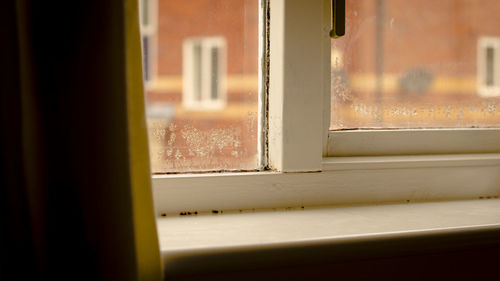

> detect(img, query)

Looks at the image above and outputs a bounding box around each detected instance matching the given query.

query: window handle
[330,0,345,38]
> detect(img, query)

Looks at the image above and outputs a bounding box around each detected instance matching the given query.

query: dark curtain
[0,0,162,280]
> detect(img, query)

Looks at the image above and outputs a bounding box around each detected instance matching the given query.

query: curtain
[0,0,162,280]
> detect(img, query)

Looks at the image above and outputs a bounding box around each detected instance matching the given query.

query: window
[478,37,500,97]
[183,37,227,110]
[150,0,500,216]
[139,0,157,86]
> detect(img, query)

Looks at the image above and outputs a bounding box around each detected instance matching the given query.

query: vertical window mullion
[268,0,330,172]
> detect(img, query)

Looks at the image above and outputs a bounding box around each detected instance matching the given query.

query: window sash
[267,0,329,171]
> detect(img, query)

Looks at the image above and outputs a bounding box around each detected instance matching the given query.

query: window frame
[151,0,500,216]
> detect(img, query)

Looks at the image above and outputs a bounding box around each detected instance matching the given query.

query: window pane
[144,0,259,173]
[331,0,500,129]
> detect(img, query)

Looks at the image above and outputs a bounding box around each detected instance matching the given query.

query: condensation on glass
[140,0,259,173]
[331,0,500,129]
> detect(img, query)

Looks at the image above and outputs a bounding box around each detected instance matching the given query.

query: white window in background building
[183,37,227,110]
[139,0,157,86]
[478,37,500,97]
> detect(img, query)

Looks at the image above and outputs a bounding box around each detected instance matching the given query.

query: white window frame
[478,36,500,98]
[152,0,500,216]
[182,37,227,111]
[139,0,158,89]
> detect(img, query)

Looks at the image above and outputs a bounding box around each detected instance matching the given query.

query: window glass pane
[331,0,500,129]
[144,0,259,173]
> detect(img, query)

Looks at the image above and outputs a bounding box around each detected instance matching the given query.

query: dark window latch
[330,0,345,38]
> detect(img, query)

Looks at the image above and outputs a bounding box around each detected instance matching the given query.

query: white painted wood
[158,199,500,275]
[268,0,326,171]
[322,153,500,170]
[328,128,500,156]
[152,153,500,215]
[159,199,500,250]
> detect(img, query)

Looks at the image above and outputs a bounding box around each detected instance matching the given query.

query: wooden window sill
[158,199,500,277]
